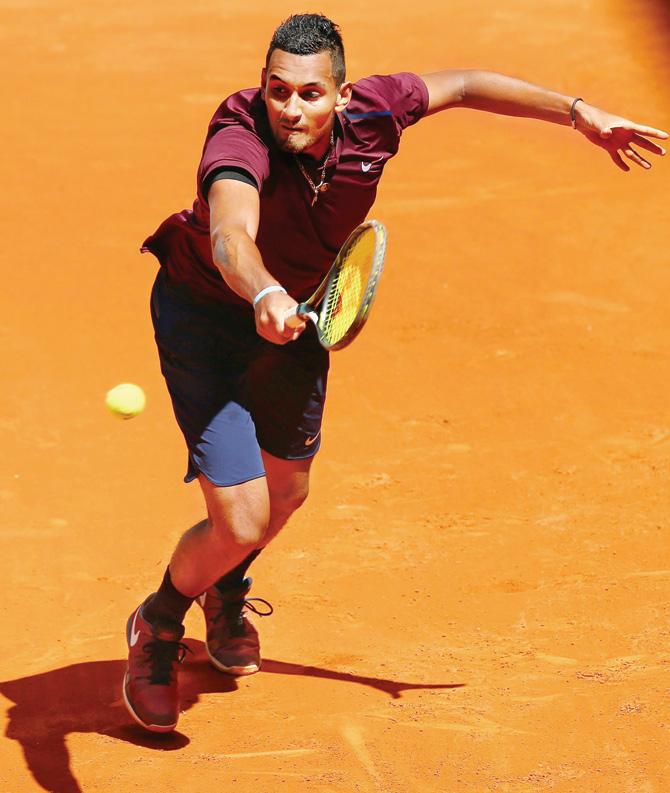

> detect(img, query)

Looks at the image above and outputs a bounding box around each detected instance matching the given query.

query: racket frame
[293,220,387,351]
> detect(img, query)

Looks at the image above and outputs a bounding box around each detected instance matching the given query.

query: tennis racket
[285,220,387,351]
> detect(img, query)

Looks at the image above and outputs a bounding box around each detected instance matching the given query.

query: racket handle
[285,304,318,328]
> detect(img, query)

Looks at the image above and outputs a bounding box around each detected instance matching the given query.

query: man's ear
[260,68,267,99]
[334,81,353,113]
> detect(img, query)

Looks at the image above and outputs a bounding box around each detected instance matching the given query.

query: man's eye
[303,92,321,100]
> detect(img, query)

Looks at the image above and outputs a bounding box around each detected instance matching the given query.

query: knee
[207,497,269,548]
[201,477,270,549]
[209,514,267,549]
[271,480,309,520]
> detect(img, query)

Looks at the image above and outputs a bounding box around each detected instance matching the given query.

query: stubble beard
[276,131,316,155]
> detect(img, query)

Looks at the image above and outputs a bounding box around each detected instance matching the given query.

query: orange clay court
[1,1,669,791]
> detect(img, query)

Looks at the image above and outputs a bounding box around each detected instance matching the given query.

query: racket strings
[320,232,376,346]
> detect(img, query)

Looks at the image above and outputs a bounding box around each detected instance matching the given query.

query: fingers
[609,149,630,172]
[621,124,669,140]
[603,128,665,170]
[266,312,307,344]
[278,318,305,341]
[284,311,306,330]
[631,133,666,157]
[623,145,651,169]
[256,323,303,344]
[280,313,306,339]
[260,319,305,344]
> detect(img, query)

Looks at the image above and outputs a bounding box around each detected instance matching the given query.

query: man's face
[261,49,351,158]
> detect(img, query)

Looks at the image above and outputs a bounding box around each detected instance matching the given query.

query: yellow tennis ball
[105,383,146,419]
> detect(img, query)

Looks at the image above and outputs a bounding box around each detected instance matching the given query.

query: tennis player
[123,13,667,732]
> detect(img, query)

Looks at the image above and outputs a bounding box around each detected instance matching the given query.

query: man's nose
[282,93,301,120]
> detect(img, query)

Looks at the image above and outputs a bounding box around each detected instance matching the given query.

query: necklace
[294,131,334,206]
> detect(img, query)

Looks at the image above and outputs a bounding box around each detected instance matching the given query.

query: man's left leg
[199,451,314,674]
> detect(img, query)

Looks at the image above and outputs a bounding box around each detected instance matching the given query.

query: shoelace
[213,597,274,637]
[143,638,191,684]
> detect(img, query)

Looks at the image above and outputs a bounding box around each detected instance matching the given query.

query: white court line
[206,748,315,760]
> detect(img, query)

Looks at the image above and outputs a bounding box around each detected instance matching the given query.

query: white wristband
[252,285,287,307]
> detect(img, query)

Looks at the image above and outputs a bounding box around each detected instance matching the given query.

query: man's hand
[254,290,306,344]
[575,102,668,171]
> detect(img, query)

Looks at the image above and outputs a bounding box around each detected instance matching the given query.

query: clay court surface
[2,1,670,790]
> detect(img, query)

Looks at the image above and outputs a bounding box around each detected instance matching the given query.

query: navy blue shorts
[150,270,329,487]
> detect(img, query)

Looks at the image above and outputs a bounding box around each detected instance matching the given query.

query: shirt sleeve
[204,166,258,197]
[360,72,429,133]
[197,124,270,201]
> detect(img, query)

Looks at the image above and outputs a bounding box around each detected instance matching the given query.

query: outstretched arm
[420,69,668,171]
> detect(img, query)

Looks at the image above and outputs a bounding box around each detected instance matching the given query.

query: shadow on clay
[261,658,465,699]
[0,639,464,793]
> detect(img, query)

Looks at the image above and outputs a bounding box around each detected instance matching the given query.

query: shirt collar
[325,111,345,167]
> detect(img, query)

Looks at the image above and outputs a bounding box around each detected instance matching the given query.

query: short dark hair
[266,13,346,85]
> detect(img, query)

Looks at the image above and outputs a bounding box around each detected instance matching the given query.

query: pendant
[310,182,330,206]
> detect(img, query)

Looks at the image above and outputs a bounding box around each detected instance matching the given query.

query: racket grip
[285,304,318,328]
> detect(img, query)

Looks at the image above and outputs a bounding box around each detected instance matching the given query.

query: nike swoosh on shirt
[129,608,141,647]
[361,157,384,173]
[304,433,320,446]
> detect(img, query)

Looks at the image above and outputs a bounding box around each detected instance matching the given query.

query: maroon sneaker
[197,578,273,676]
[122,602,188,732]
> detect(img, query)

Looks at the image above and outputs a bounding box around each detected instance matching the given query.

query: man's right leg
[123,474,270,732]
[197,323,329,676]
[197,452,315,676]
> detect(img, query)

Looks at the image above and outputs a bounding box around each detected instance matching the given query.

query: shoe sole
[204,642,260,676]
[122,670,178,733]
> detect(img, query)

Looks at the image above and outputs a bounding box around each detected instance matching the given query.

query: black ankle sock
[142,566,194,626]
[215,548,263,593]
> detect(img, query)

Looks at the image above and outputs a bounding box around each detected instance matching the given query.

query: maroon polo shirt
[141,72,429,307]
